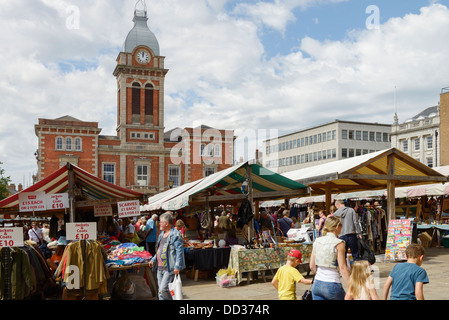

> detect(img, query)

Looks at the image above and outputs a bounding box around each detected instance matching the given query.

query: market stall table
[228,244,312,284]
[185,247,231,281]
[107,262,158,299]
[417,224,449,247]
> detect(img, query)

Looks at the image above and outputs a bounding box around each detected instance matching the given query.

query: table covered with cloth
[185,247,231,271]
[228,245,312,284]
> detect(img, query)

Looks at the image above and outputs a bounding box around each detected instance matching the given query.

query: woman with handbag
[309,216,350,300]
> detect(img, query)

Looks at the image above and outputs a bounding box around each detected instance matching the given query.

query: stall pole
[325,187,332,212]
[387,154,396,222]
[67,163,76,222]
[247,165,254,241]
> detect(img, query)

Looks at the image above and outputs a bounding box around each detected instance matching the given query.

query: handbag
[302,289,313,300]
[168,274,183,300]
[302,277,314,300]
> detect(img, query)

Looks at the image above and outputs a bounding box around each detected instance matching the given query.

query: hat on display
[287,249,302,262]
[57,236,68,246]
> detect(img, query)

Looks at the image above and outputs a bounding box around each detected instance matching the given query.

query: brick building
[34,8,235,197]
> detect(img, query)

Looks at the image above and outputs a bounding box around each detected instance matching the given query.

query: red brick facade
[34,21,235,196]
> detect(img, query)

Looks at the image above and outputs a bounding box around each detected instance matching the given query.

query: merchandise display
[385,219,412,261]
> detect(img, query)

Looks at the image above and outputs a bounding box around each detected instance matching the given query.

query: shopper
[382,243,429,300]
[28,222,43,245]
[309,215,350,300]
[272,249,312,300]
[175,219,186,239]
[121,217,135,243]
[148,212,185,300]
[316,210,327,237]
[333,200,362,260]
[42,223,51,244]
[144,214,158,256]
[278,210,293,237]
[344,260,379,300]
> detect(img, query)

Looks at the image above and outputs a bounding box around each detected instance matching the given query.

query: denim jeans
[339,233,360,261]
[157,269,175,300]
[311,279,346,300]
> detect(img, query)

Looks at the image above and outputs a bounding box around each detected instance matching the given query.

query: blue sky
[258,1,441,58]
[1,0,449,185]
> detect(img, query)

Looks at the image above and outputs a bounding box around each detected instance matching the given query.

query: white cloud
[0,1,448,184]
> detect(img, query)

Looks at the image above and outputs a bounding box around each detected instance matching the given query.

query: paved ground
[180,247,449,300]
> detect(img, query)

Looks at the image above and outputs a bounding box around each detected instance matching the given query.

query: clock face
[136,50,150,64]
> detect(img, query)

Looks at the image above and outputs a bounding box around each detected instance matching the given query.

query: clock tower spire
[113,2,168,146]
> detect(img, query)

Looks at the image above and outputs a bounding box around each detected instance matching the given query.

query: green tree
[0,162,11,200]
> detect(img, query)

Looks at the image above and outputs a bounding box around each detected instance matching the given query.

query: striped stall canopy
[151,162,308,211]
[0,163,143,213]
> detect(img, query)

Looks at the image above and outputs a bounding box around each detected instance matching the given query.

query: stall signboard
[0,227,24,247]
[117,200,140,218]
[66,222,97,241]
[19,192,46,212]
[46,193,69,210]
[94,204,113,217]
[385,219,412,261]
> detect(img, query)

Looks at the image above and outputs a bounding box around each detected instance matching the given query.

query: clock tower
[113,5,168,146]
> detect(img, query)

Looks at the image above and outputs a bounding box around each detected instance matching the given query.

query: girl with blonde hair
[345,260,379,300]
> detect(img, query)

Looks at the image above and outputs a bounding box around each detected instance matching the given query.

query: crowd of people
[12,200,430,301]
[271,200,429,301]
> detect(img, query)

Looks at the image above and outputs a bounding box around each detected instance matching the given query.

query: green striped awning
[148,162,307,211]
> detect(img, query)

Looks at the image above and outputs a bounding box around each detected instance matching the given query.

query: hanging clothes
[0,247,36,300]
[56,240,109,294]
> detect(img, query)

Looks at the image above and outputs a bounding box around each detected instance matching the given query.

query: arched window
[66,137,72,151]
[145,83,154,116]
[132,82,141,116]
[74,137,82,151]
[56,137,63,150]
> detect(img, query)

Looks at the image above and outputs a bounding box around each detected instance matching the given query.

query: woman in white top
[309,215,350,300]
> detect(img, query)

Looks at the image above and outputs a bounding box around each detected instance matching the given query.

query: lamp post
[168,179,174,189]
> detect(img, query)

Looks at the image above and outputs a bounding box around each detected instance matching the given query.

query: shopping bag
[168,274,183,300]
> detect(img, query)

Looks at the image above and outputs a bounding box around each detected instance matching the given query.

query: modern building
[263,120,391,174]
[390,106,440,168]
[34,7,235,197]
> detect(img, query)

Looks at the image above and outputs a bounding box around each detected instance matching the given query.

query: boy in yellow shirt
[272,249,313,300]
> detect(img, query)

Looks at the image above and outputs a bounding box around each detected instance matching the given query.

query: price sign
[117,200,140,218]
[46,193,69,210]
[19,192,46,212]
[0,228,24,247]
[66,222,97,241]
[94,204,113,217]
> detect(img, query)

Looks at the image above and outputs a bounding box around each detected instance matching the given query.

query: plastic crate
[216,276,237,288]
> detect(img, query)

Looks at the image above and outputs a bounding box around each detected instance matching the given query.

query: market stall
[282,148,449,221]
[145,161,309,284]
[0,163,157,300]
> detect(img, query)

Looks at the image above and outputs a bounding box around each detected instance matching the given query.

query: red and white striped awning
[0,163,143,212]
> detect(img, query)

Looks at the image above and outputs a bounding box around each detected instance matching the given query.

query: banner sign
[0,227,24,247]
[117,200,140,218]
[66,222,97,241]
[94,204,113,217]
[46,193,69,210]
[19,192,46,212]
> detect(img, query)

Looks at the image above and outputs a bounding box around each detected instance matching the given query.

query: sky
[1,0,449,186]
